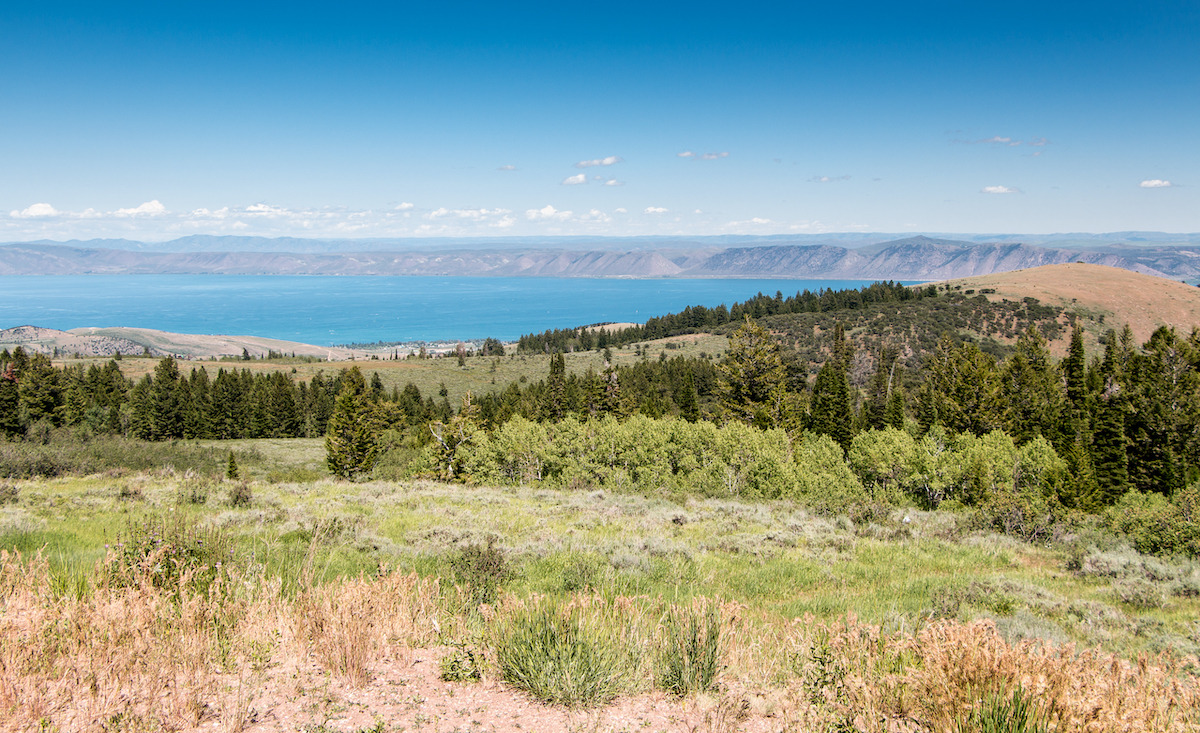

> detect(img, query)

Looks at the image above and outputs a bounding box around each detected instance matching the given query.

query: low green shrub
[1107,491,1200,557]
[439,644,484,682]
[450,538,512,605]
[1113,578,1166,609]
[105,512,235,595]
[226,481,253,508]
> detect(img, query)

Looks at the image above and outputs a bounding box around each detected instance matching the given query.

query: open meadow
[2,435,1199,732]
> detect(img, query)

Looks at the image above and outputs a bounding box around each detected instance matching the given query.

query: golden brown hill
[939,263,1200,351]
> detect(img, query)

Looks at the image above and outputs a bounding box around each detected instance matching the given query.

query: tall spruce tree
[325,367,380,480]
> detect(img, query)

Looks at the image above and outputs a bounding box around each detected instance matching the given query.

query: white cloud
[394,202,415,210]
[493,215,516,228]
[677,151,695,158]
[561,173,588,185]
[575,155,622,168]
[497,164,517,171]
[243,203,287,216]
[644,206,668,214]
[810,175,851,183]
[602,179,623,186]
[525,205,573,221]
[114,200,167,216]
[1029,137,1048,146]
[981,185,1021,194]
[10,202,60,218]
[1140,179,1173,188]
[699,152,729,160]
[615,207,628,214]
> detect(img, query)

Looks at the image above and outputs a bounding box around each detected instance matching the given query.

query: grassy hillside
[940,263,1200,354]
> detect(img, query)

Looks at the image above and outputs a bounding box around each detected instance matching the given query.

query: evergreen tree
[678,369,700,422]
[808,359,852,450]
[325,367,380,480]
[999,325,1064,444]
[0,365,21,437]
[541,352,567,421]
[718,316,787,427]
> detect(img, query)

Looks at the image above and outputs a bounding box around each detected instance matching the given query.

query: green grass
[3,452,1199,659]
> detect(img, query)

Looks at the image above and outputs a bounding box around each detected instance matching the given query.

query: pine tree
[808,359,852,450]
[718,316,787,426]
[325,367,380,480]
[679,369,700,422]
[0,365,21,437]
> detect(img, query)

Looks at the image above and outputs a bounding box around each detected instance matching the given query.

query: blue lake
[0,275,887,345]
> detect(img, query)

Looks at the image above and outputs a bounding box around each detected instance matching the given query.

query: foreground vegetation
[2,439,1200,729]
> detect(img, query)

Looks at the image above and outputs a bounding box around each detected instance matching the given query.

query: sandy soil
[192,646,786,733]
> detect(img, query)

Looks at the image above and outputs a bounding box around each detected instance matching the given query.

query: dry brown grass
[2,551,1197,732]
[940,263,1200,355]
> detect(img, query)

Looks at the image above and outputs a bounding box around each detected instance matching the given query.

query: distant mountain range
[2,233,1199,281]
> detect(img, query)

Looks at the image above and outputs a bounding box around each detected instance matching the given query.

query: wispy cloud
[394,202,414,210]
[810,175,851,183]
[562,173,588,185]
[579,209,612,223]
[497,164,517,171]
[1140,179,1174,188]
[602,179,623,186]
[426,207,511,221]
[981,185,1021,194]
[644,206,668,214]
[679,151,728,160]
[575,155,622,168]
[957,135,1047,148]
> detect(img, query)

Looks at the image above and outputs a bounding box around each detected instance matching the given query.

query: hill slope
[941,263,1200,346]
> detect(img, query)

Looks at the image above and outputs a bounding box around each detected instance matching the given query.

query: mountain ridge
[2,235,1199,280]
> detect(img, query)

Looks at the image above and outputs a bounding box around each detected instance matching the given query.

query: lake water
[0,275,885,345]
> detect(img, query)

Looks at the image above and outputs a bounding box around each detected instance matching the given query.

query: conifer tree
[325,367,380,480]
[718,316,787,426]
[0,365,20,437]
[809,359,852,450]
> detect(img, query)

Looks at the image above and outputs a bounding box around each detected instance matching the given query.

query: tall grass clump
[494,598,642,707]
[657,599,724,696]
[954,686,1049,733]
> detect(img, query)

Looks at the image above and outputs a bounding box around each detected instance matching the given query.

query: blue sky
[2,1,1197,241]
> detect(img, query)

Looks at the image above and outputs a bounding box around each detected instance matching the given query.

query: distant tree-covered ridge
[515,280,1069,365]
